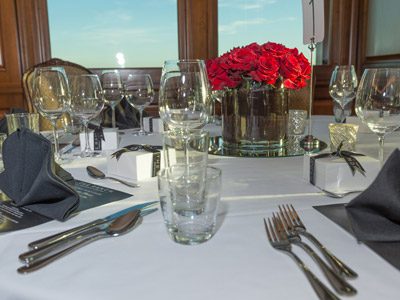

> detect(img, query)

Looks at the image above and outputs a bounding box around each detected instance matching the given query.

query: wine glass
[68,74,104,158]
[355,68,400,166]
[124,74,155,136]
[159,59,210,131]
[33,66,69,163]
[329,65,358,123]
[159,59,211,175]
[100,70,123,128]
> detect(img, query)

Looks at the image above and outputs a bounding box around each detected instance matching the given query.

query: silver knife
[28,201,158,250]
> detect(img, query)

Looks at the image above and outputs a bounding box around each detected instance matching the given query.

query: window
[47,0,178,68]
[218,0,310,60]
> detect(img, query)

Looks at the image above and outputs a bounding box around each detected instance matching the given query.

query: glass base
[168,223,213,245]
[208,136,327,157]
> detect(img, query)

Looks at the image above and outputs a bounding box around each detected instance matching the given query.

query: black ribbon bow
[111,144,163,161]
[309,142,366,185]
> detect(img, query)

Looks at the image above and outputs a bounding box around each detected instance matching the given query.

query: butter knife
[27,201,158,250]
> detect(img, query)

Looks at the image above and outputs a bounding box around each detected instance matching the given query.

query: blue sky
[48,0,311,68]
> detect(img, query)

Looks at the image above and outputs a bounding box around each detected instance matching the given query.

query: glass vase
[221,79,288,154]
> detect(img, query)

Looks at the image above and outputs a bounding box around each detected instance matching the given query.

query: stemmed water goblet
[33,66,69,164]
[124,74,154,136]
[68,74,104,158]
[159,59,210,131]
[101,70,123,128]
[159,59,211,173]
[329,65,358,123]
[355,68,400,166]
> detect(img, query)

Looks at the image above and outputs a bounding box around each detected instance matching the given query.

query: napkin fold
[0,128,79,221]
[345,148,400,242]
[102,98,146,129]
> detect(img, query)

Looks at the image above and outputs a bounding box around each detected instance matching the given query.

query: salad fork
[277,209,357,296]
[263,217,340,300]
[284,204,358,278]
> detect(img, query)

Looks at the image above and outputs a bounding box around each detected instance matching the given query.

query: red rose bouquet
[206,42,311,90]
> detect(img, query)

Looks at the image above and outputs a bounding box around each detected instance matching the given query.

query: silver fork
[277,209,357,296]
[285,204,358,278]
[263,217,340,300]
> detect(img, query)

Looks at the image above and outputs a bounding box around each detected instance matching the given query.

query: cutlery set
[264,204,357,300]
[17,201,158,274]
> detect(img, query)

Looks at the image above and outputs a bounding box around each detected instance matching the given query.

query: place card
[79,127,119,151]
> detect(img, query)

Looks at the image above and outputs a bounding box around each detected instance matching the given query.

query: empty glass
[329,65,358,123]
[124,74,155,136]
[68,74,104,157]
[101,70,123,128]
[159,165,222,245]
[33,66,69,163]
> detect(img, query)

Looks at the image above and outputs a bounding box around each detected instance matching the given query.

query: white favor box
[303,153,380,191]
[79,128,119,151]
[144,117,164,133]
[107,150,168,181]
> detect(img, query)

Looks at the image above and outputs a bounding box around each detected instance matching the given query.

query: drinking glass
[159,59,211,173]
[355,68,400,166]
[101,70,123,128]
[124,74,154,136]
[68,74,104,158]
[33,66,69,163]
[329,65,358,123]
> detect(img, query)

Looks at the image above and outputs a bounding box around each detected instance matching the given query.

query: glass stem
[378,135,385,167]
[52,121,61,162]
[111,104,116,128]
[139,109,144,134]
[83,121,91,156]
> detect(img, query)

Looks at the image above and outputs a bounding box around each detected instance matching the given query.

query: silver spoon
[18,209,141,274]
[86,166,140,188]
[321,189,363,198]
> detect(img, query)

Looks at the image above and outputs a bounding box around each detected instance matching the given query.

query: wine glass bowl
[33,66,69,163]
[355,68,400,165]
[101,70,123,128]
[68,74,104,157]
[159,59,210,132]
[124,74,154,136]
[329,65,358,123]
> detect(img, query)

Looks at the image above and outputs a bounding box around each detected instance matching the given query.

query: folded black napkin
[102,98,146,129]
[0,108,28,134]
[0,128,79,221]
[345,148,400,242]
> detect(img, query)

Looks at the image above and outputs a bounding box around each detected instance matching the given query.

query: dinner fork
[277,209,357,296]
[263,217,340,300]
[284,204,358,278]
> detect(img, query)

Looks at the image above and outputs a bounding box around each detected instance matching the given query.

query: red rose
[225,47,258,72]
[251,53,280,84]
[206,58,224,80]
[296,53,311,79]
[283,78,307,89]
[262,42,288,59]
[280,52,301,80]
[211,72,241,90]
[245,42,262,54]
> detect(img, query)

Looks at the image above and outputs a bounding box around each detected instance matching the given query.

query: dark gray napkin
[0,128,79,221]
[345,148,400,242]
[102,97,146,129]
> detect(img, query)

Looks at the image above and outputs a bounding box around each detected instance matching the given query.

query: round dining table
[0,116,399,300]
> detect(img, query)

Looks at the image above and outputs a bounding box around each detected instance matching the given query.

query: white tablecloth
[1,116,399,300]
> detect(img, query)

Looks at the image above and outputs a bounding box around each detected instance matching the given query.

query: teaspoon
[18,209,141,274]
[86,166,140,188]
